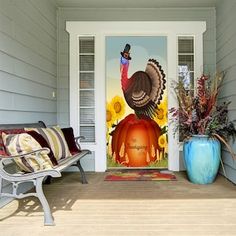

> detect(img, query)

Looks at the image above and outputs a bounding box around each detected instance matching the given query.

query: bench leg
[35,177,55,226]
[76,160,88,184]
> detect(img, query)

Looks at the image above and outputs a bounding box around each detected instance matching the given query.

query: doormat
[104,170,176,181]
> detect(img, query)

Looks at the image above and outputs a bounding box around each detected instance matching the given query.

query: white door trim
[66,21,206,172]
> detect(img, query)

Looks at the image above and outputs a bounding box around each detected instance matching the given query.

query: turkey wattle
[120,44,166,119]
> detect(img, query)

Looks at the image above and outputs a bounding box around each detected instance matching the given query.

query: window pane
[178,36,194,142]
[80,55,94,71]
[178,55,194,71]
[178,66,194,90]
[79,37,94,53]
[80,108,95,124]
[80,126,95,142]
[80,73,94,89]
[79,36,95,143]
[80,90,94,106]
[189,72,194,90]
[178,37,194,53]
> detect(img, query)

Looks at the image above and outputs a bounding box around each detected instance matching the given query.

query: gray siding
[57,7,216,127]
[0,0,57,206]
[216,0,236,183]
[0,0,57,126]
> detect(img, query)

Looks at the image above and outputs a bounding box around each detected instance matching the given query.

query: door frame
[66,21,206,172]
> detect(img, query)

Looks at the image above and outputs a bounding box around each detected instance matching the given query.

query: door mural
[106,36,168,168]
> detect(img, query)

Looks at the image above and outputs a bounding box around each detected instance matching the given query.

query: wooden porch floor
[0,172,236,235]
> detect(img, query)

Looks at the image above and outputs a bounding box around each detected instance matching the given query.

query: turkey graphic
[106,38,168,168]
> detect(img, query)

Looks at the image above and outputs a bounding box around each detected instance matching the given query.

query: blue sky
[106,36,167,62]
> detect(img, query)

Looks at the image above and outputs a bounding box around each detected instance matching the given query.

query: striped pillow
[2,132,53,172]
[26,130,58,166]
[25,126,71,161]
[0,129,25,154]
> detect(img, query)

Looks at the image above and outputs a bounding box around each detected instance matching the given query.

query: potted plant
[170,73,236,184]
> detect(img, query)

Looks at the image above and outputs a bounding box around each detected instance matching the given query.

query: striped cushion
[25,126,71,160]
[0,129,25,154]
[2,133,53,172]
[26,130,58,166]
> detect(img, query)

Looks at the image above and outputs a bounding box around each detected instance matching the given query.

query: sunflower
[106,103,116,128]
[110,96,125,120]
[158,134,167,161]
[158,134,167,149]
[154,95,168,127]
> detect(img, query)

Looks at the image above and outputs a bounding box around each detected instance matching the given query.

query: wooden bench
[0,121,91,226]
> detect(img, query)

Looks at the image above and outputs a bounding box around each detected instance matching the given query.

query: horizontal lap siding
[216,0,236,183]
[0,0,57,126]
[0,0,57,198]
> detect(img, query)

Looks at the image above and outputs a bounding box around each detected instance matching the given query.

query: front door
[106,36,168,169]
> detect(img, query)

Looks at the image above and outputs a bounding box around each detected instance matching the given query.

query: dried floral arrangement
[170,73,236,160]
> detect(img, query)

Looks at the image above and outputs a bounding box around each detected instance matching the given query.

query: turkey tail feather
[135,101,157,119]
[145,59,166,106]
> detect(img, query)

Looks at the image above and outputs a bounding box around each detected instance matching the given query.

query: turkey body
[120,57,166,119]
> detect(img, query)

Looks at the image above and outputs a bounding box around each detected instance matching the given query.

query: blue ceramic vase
[183,135,221,184]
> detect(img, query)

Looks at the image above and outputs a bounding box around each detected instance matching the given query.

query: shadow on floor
[0,171,235,221]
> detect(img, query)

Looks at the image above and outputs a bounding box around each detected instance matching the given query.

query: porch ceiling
[55,0,217,8]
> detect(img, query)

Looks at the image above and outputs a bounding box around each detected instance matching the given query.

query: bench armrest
[0,148,61,181]
[0,148,51,169]
[74,136,85,150]
[0,167,61,182]
[0,148,50,160]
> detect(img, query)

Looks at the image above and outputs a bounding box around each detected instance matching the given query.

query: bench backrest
[0,121,47,172]
[0,121,46,130]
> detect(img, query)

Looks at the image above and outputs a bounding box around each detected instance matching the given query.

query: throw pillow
[2,132,53,172]
[61,127,81,155]
[26,130,58,166]
[0,129,25,152]
[25,126,71,160]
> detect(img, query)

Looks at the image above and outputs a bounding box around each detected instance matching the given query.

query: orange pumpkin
[111,114,162,167]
